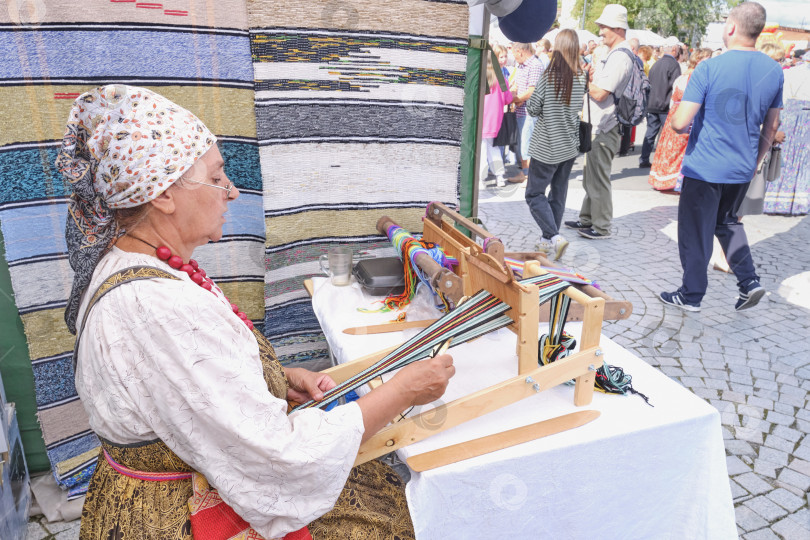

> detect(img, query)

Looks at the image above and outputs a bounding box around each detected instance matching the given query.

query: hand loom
[314,208,609,467]
[423,202,633,322]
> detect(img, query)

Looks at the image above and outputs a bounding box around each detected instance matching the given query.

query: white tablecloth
[310,278,737,540]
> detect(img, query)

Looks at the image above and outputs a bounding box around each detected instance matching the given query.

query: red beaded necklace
[126,235,254,330]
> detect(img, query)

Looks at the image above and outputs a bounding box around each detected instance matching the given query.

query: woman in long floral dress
[648,49,713,192]
[764,52,810,215]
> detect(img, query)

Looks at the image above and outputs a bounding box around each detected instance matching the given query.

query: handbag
[494,107,518,147]
[765,145,782,182]
[578,75,592,154]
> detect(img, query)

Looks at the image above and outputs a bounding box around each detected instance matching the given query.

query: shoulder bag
[494,105,518,148]
[578,75,592,154]
[765,145,782,182]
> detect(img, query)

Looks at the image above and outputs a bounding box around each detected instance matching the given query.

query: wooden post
[572,289,603,406]
[516,282,540,374]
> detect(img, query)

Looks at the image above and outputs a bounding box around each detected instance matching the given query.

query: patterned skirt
[764,98,810,215]
[80,439,414,540]
[648,98,690,192]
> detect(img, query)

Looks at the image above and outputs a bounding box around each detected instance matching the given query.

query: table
[310,277,737,539]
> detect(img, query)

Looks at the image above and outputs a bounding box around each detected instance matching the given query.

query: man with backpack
[565,4,647,239]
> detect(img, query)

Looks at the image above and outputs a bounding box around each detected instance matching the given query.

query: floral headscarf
[56,85,216,334]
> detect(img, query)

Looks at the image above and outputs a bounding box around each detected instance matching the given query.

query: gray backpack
[610,48,650,126]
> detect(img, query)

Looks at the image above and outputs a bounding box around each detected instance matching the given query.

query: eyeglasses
[184,178,234,198]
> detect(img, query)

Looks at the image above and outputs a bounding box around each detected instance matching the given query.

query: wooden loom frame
[318,216,605,466]
[423,202,633,322]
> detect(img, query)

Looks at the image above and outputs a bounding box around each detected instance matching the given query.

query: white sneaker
[496,175,507,187]
[551,235,569,260]
[536,238,553,253]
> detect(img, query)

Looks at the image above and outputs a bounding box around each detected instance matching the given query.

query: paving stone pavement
[25,154,808,539]
[478,154,810,540]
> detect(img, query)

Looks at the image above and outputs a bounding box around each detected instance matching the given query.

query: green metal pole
[459,7,490,233]
[459,40,483,221]
[0,226,49,472]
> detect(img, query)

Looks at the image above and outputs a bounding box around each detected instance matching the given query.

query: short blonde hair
[758,42,785,62]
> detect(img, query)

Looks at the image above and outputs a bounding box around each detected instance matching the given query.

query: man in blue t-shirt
[659,1,783,312]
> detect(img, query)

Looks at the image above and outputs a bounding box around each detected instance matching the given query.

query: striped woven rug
[248,0,469,369]
[0,1,263,497]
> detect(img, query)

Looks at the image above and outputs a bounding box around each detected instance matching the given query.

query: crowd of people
[482,2,809,311]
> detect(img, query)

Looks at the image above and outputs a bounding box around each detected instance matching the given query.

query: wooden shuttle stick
[406,410,600,472]
[343,319,438,335]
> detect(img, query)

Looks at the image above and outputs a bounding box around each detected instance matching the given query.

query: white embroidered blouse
[74,247,364,538]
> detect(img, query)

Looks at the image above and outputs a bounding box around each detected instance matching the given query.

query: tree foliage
[571,0,739,45]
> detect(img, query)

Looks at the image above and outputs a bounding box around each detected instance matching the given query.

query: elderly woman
[58,85,454,539]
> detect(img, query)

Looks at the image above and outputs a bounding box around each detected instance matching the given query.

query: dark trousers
[678,177,759,304]
[526,157,576,238]
[640,112,667,163]
[618,125,634,155]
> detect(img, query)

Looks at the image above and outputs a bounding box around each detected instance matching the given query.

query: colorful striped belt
[103,448,193,482]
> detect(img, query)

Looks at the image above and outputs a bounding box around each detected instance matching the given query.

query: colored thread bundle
[381,224,458,311]
[292,273,570,412]
[594,364,652,406]
[538,292,652,406]
[539,293,577,365]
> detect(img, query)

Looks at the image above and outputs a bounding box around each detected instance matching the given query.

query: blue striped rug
[0,2,263,497]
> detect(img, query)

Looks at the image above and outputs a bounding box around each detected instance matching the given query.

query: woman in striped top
[525,29,587,260]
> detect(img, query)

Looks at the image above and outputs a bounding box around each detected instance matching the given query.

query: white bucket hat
[595,4,629,30]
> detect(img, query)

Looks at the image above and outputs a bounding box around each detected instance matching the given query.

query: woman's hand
[773,130,785,145]
[354,354,455,443]
[284,367,337,402]
[388,354,455,406]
